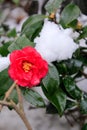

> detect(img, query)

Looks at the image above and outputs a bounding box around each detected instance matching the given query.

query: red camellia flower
[8,46,48,87]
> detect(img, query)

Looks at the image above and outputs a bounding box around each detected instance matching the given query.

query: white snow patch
[34,21,78,63]
[0,55,10,72]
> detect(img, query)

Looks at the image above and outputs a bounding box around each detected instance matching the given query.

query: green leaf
[7,28,17,38]
[80,94,87,114]
[22,88,45,107]
[54,61,67,75]
[65,59,83,75]
[65,99,77,110]
[42,64,60,94]
[82,123,87,130]
[0,41,12,56]
[42,86,66,116]
[0,0,4,3]
[75,48,87,66]
[68,19,78,29]
[78,26,87,39]
[55,59,83,76]
[8,35,34,52]
[72,48,87,77]
[0,69,13,98]
[45,0,64,13]
[10,89,18,104]
[63,76,82,100]
[42,64,66,116]
[60,3,80,27]
[0,69,18,107]
[82,26,87,38]
[12,0,19,5]
[21,15,45,40]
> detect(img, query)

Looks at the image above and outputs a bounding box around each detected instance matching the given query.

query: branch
[0,100,12,107]
[10,100,32,130]
[16,85,24,111]
[0,81,32,130]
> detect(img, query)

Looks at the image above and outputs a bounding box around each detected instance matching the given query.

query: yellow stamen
[22,61,32,72]
[76,21,83,30]
[49,12,55,19]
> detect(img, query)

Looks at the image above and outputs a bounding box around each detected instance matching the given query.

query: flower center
[22,61,32,72]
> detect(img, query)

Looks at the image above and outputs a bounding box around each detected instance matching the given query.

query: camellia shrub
[1,0,87,130]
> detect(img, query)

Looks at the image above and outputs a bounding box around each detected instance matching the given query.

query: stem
[4,81,17,101]
[0,100,12,106]
[16,85,24,111]
[15,85,32,130]
[10,100,32,130]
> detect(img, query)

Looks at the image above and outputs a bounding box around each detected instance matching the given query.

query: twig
[4,81,17,100]
[0,100,12,107]
[10,100,32,130]
[15,85,32,129]
[16,84,24,111]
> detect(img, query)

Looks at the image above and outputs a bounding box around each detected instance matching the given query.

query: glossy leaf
[65,99,77,110]
[63,76,82,100]
[54,61,67,75]
[68,19,78,29]
[21,15,45,40]
[8,35,34,52]
[78,26,87,39]
[65,59,83,75]
[60,3,80,27]
[42,86,66,116]
[7,28,17,38]
[45,0,64,13]
[0,69,13,98]
[75,49,87,66]
[79,56,87,66]
[22,88,45,107]
[0,41,12,56]
[80,94,87,114]
[55,59,83,76]
[42,64,60,94]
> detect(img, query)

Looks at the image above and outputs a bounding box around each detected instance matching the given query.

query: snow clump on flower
[0,55,10,72]
[34,21,78,63]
